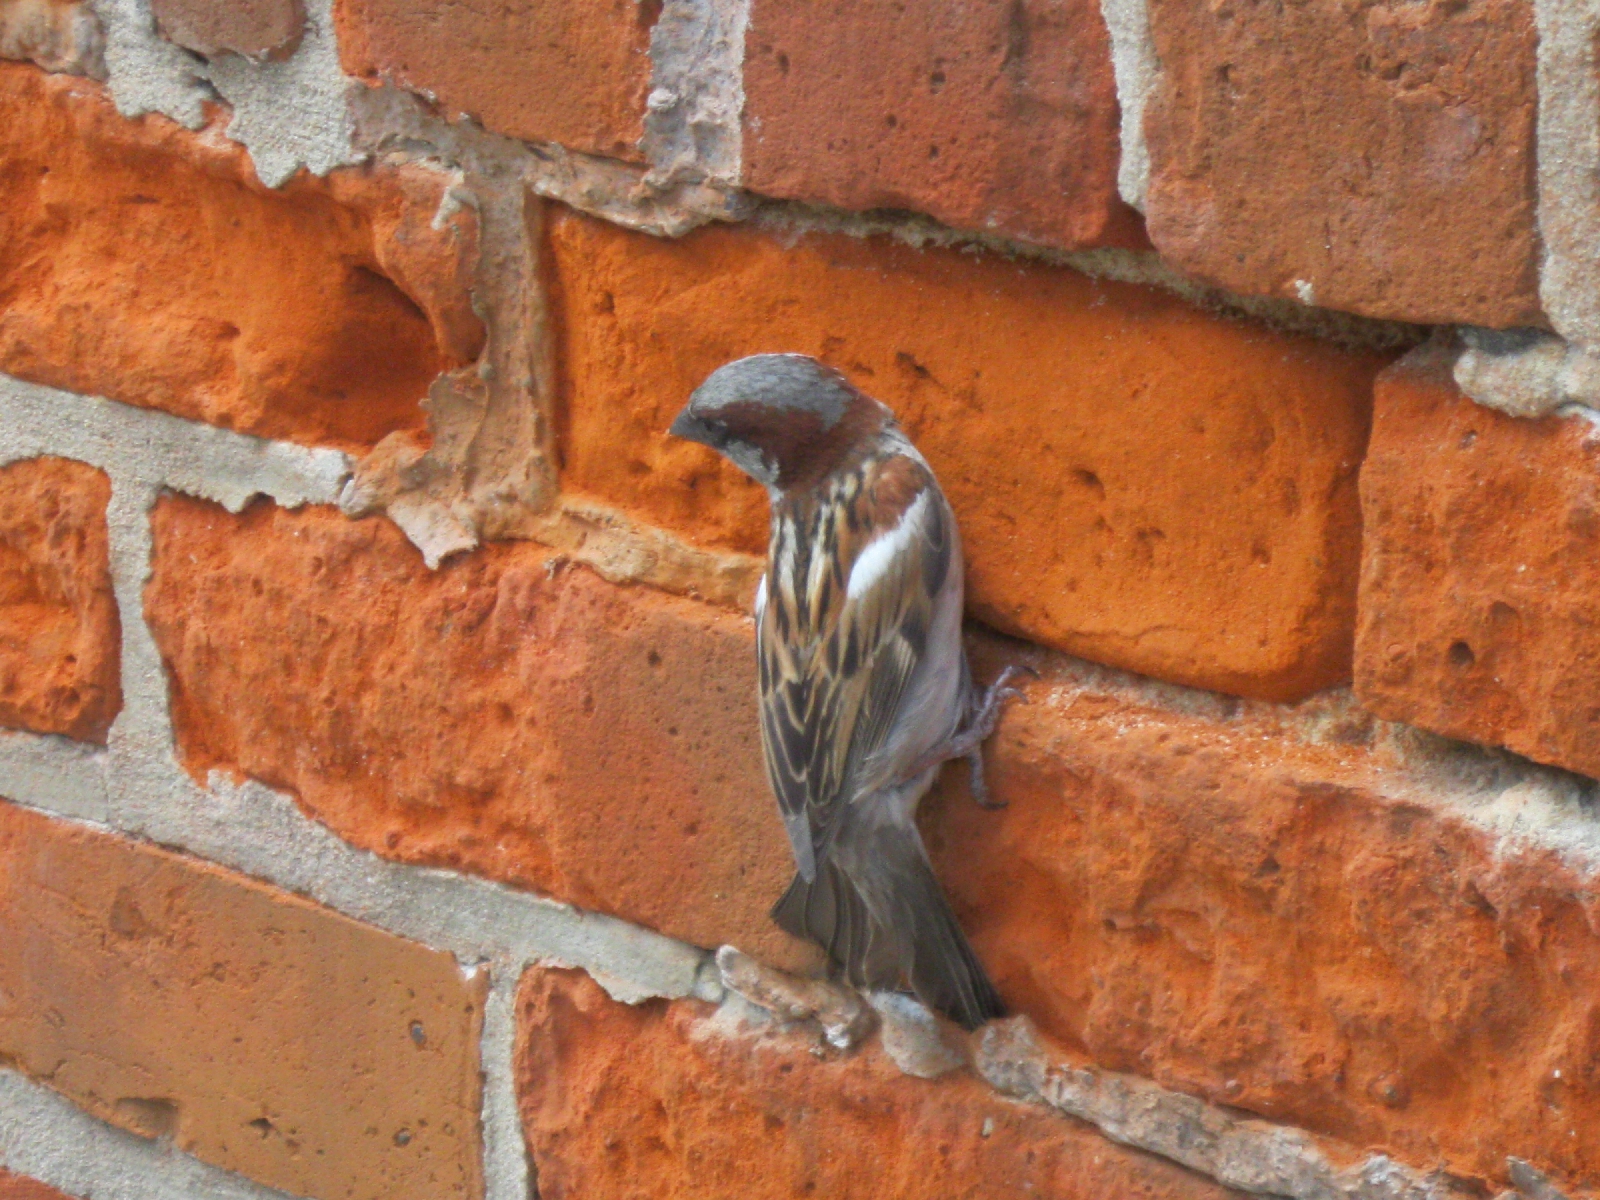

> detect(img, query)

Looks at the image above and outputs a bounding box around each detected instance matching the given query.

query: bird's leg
[897,665,1034,805]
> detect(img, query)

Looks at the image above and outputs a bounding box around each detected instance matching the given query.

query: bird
[669,352,1024,1030]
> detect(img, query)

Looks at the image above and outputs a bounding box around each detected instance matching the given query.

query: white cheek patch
[754,574,768,620]
[847,490,930,600]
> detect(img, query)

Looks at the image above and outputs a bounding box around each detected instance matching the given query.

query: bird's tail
[770,825,1004,1031]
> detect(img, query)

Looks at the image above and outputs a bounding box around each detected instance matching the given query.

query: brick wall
[1,2,1597,1199]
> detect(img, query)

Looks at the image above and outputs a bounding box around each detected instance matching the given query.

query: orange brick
[0,457,119,742]
[743,0,1145,251]
[0,1170,71,1200]
[144,495,811,969]
[515,967,1245,1200]
[1356,342,1600,777]
[0,65,482,451]
[923,637,1600,1194]
[0,800,485,1200]
[547,207,1389,701]
[335,0,653,161]
[143,491,1600,1192]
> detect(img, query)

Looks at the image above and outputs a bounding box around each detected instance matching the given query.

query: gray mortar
[203,0,357,186]
[1099,0,1157,212]
[0,1071,301,1200]
[1535,0,1600,349]
[978,1019,1496,1200]
[643,0,748,190]
[91,0,359,183]
[1455,326,1600,419]
[478,967,535,1200]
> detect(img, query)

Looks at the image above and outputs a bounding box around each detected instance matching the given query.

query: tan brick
[515,967,1245,1200]
[145,495,812,969]
[547,207,1390,701]
[151,0,305,59]
[1355,341,1600,778]
[923,635,1600,1195]
[0,457,119,743]
[1143,0,1542,327]
[0,1170,72,1200]
[742,0,1145,251]
[0,65,482,451]
[335,0,653,161]
[0,800,485,1200]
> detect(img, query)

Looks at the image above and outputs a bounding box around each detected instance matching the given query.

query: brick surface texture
[742,0,1146,251]
[0,1171,70,1200]
[1143,0,1542,326]
[547,206,1388,702]
[0,456,119,742]
[335,0,654,160]
[925,637,1600,1190]
[145,494,815,970]
[515,967,1245,1200]
[0,65,482,450]
[1356,342,1600,778]
[0,799,486,1200]
[151,0,305,59]
[9,6,1600,1200]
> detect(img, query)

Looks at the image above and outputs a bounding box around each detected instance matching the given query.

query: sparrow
[669,353,1023,1030]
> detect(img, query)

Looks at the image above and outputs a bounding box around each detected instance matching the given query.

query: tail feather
[771,832,1004,1031]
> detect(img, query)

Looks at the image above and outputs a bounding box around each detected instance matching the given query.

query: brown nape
[715,391,892,492]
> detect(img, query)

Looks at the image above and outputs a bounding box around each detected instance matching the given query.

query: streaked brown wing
[757,455,951,881]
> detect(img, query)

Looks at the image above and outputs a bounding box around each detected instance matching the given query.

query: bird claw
[962,665,1032,809]
[967,748,1008,809]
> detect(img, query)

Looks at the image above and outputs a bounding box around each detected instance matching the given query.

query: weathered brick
[0,457,119,743]
[515,967,1245,1200]
[1142,0,1541,327]
[151,0,305,60]
[1355,341,1600,778]
[923,637,1600,1194]
[547,207,1388,701]
[0,0,102,77]
[335,0,653,161]
[742,0,1145,251]
[145,495,812,969]
[143,490,1600,1191]
[0,800,485,1200]
[0,1170,71,1200]
[0,65,482,450]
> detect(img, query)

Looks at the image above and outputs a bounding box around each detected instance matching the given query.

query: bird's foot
[896,665,1035,804]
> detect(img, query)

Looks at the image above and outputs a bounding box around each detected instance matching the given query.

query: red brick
[1143,0,1542,326]
[0,65,482,451]
[144,495,813,969]
[151,0,305,59]
[1355,342,1600,778]
[142,490,1600,1192]
[742,0,1145,251]
[0,800,485,1200]
[515,966,1245,1200]
[923,636,1600,1195]
[547,207,1389,702]
[0,1170,72,1200]
[0,457,119,743]
[335,0,654,161]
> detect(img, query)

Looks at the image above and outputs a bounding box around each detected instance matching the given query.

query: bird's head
[669,354,887,490]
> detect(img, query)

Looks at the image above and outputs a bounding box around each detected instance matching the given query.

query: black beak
[669,407,716,447]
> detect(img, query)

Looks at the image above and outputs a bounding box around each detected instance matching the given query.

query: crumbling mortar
[748,200,1428,353]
